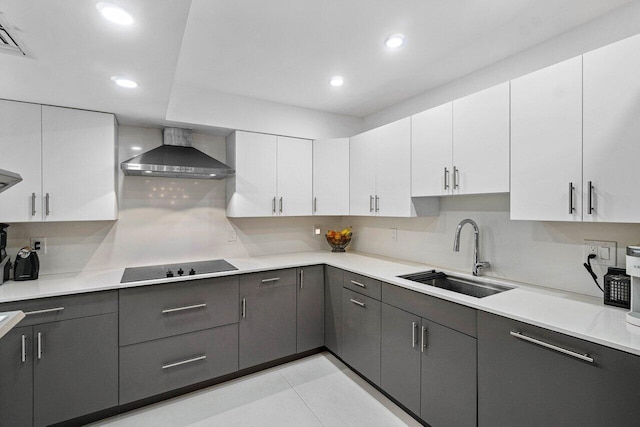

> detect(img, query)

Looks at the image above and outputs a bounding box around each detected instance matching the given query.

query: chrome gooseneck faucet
[453,219,490,276]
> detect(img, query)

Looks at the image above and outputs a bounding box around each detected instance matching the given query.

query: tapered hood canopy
[121,128,235,179]
[0,168,22,194]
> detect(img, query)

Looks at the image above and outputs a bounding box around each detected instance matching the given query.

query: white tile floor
[89,352,421,427]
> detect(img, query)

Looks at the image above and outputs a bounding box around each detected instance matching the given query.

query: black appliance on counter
[14,246,39,281]
[0,223,10,284]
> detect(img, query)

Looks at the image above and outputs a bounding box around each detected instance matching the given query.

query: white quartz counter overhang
[0,251,638,357]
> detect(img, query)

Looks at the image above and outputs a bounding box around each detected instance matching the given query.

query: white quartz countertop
[0,251,639,356]
[0,310,25,340]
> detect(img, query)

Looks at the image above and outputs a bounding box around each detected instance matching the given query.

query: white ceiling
[0,0,635,130]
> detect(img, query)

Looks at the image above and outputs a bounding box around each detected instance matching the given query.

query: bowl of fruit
[325,228,352,252]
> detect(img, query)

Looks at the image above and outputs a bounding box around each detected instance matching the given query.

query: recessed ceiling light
[96,2,134,26]
[329,76,344,87]
[111,76,138,88]
[385,33,406,49]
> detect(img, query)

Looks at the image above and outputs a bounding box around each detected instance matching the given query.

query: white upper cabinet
[0,100,42,222]
[452,82,510,195]
[411,103,452,197]
[0,101,117,223]
[41,106,118,222]
[510,56,583,221]
[349,129,376,216]
[583,34,640,223]
[226,131,312,217]
[313,138,349,216]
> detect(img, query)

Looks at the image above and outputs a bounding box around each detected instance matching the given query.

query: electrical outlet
[228,229,237,242]
[584,240,616,266]
[30,237,47,254]
[391,228,398,242]
[313,225,321,236]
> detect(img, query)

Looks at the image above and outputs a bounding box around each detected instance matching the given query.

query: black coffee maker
[0,223,10,284]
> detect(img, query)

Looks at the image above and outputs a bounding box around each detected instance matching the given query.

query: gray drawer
[119,324,239,404]
[0,291,117,327]
[239,268,297,293]
[382,282,477,337]
[119,276,239,346]
[343,271,381,300]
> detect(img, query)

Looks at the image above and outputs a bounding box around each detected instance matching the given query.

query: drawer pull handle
[421,326,427,353]
[510,331,594,363]
[350,298,366,308]
[21,334,27,363]
[261,277,280,283]
[412,322,417,348]
[162,303,207,314]
[24,307,65,316]
[350,280,366,288]
[300,270,304,289]
[242,298,246,319]
[37,332,42,360]
[162,355,207,370]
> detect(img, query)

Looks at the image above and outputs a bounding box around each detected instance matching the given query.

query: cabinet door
[0,326,33,427]
[375,118,413,217]
[313,138,349,215]
[453,82,510,195]
[277,136,312,216]
[239,285,296,369]
[583,34,640,223]
[478,311,640,427]
[511,56,583,221]
[380,303,421,415]
[411,103,453,197]
[226,131,277,217]
[342,289,381,385]
[349,130,376,216]
[41,106,117,221]
[421,318,476,427]
[296,265,324,352]
[0,100,42,222]
[324,266,343,357]
[33,313,118,427]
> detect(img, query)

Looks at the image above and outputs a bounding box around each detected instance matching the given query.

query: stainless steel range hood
[121,128,235,179]
[0,168,22,194]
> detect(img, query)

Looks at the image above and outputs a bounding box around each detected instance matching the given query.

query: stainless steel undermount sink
[397,270,513,298]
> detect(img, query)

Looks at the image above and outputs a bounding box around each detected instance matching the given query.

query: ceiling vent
[0,20,26,56]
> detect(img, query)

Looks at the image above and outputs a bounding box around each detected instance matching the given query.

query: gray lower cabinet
[478,311,640,427]
[0,326,33,427]
[239,270,297,369]
[120,324,239,404]
[342,288,381,385]
[296,265,324,353]
[324,266,343,357]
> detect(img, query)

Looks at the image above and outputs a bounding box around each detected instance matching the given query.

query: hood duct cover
[0,168,22,194]
[121,128,235,179]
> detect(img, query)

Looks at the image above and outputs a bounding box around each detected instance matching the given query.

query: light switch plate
[584,240,616,266]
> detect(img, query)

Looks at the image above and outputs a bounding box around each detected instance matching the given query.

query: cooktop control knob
[166,270,174,278]
[189,268,196,275]
[177,268,184,276]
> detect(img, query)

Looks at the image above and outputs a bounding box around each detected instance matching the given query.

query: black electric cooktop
[120,259,238,283]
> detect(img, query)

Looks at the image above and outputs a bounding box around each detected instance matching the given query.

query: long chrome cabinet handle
[510,331,594,363]
[412,322,417,348]
[272,197,276,214]
[24,307,65,316]
[31,193,37,217]
[350,280,366,288]
[279,197,283,213]
[569,182,575,214]
[313,197,317,213]
[161,303,207,314]
[453,166,459,189]
[444,167,450,190]
[162,355,207,370]
[261,277,280,283]
[241,298,246,319]
[369,195,374,212]
[587,181,594,214]
[45,193,50,216]
[37,332,42,360]
[375,195,379,213]
[421,326,427,353]
[300,270,304,289]
[21,334,27,363]
[350,298,366,308]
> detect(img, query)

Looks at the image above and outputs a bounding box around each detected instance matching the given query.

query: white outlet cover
[584,240,616,266]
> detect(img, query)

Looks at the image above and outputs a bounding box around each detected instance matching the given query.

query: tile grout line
[278,372,328,427]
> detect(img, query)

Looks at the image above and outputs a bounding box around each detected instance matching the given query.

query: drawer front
[119,324,239,404]
[343,271,381,300]
[239,268,297,293]
[119,276,239,346]
[0,291,117,327]
[382,282,477,337]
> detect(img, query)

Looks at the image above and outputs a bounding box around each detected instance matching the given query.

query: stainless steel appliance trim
[261,277,280,283]
[161,303,207,314]
[350,298,365,307]
[412,322,417,348]
[21,334,26,363]
[37,332,42,359]
[510,331,594,363]
[45,193,50,216]
[31,193,36,216]
[24,307,65,316]
[421,326,427,352]
[569,182,575,214]
[350,280,366,288]
[162,355,207,370]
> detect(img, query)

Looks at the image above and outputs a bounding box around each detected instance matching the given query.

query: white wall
[5,126,340,275]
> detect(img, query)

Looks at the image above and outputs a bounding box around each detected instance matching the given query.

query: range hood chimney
[121,128,235,179]
[0,168,22,194]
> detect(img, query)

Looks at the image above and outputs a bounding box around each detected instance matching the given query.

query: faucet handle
[474,261,491,276]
